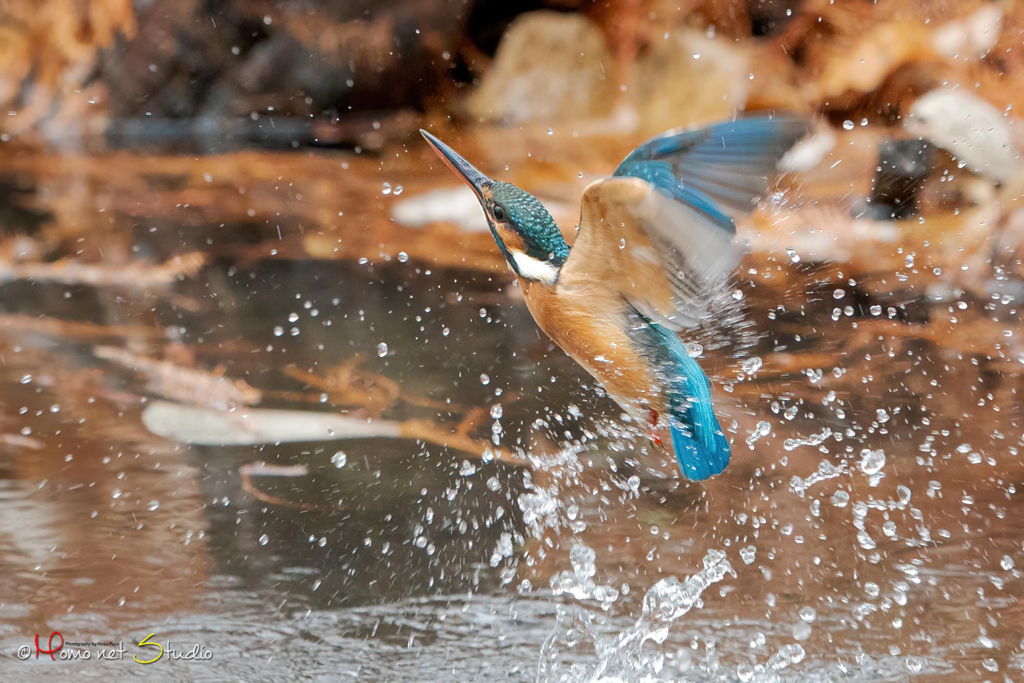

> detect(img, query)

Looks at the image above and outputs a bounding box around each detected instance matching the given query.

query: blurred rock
[904,86,1022,183]
[779,124,836,173]
[868,139,934,220]
[931,4,1002,62]
[816,20,935,101]
[467,11,617,125]
[467,10,759,134]
[633,27,751,134]
[392,186,491,232]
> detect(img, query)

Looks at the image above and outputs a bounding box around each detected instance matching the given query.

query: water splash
[550,544,620,609]
[789,459,846,497]
[538,549,735,682]
[782,427,832,451]
[746,421,771,449]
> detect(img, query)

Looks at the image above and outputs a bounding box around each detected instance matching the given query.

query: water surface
[0,140,1022,681]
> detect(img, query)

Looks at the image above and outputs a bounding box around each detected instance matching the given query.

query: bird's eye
[492,205,506,221]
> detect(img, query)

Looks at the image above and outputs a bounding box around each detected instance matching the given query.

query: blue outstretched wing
[613,114,811,234]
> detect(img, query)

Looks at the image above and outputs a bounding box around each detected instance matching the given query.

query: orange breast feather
[521,280,661,413]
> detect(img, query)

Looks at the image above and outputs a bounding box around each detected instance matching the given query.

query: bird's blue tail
[641,321,731,480]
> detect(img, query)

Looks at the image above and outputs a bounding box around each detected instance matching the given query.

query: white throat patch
[510,251,559,284]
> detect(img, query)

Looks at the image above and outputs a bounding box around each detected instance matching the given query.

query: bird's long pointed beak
[420,129,492,201]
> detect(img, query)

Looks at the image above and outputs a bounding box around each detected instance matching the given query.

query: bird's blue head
[421,130,569,284]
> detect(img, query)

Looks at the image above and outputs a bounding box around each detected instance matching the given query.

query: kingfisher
[421,115,808,480]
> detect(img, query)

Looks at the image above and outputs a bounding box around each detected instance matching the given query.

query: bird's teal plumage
[614,116,811,233]
[421,115,808,481]
[488,181,569,267]
[629,309,730,480]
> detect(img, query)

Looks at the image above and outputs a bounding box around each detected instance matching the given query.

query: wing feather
[561,115,808,330]
[614,115,811,216]
[559,177,739,330]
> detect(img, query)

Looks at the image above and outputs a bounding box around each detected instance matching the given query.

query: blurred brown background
[2,0,1022,147]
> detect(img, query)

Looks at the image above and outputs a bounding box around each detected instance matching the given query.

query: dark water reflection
[0,154,1022,681]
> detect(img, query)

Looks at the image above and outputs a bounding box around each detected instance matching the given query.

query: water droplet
[843,119,854,130]
[480,374,490,385]
[273,326,284,337]
[1001,555,1014,570]
[382,182,392,195]
[490,404,503,419]
[767,643,805,670]
[786,246,800,263]
[288,312,299,322]
[799,606,817,622]
[259,534,269,545]
[860,449,886,475]
[570,544,596,578]
[746,421,771,447]
[377,343,388,357]
[394,185,403,195]
[19,375,31,384]
[331,451,347,468]
[111,489,122,499]
[897,485,912,506]
[147,500,160,511]
[833,288,845,299]
[742,357,763,374]
[740,546,757,564]
[397,251,409,262]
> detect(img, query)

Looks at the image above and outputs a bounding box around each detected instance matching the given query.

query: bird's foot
[648,408,662,448]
